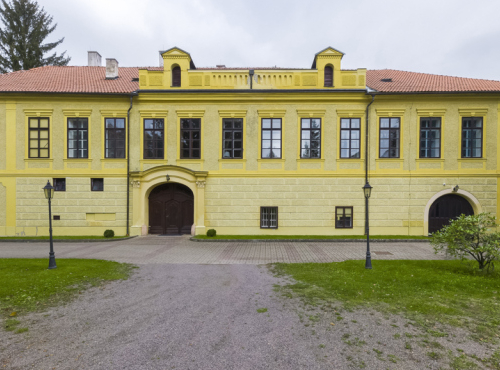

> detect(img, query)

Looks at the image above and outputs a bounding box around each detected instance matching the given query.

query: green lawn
[0,235,126,240]
[195,234,429,240]
[0,259,134,333]
[273,260,500,343]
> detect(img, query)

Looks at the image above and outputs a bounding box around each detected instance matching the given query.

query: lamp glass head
[363,182,372,199]
[43,180,54,200]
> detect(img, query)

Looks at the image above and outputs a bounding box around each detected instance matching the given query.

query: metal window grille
[53,178,66,192]
[260,207,278,229]
[335,207,353,228]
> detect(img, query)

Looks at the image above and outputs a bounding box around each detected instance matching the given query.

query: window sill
[63,158,92,162]
[375,158,404,162]
[257,158,285,162]
[177,159,205,163]
[415,158,444,162]
[296,158,324,163]
[140,159,166,162]
[458,158,486,162]
[218,158,247,162]
[101,158,127,162]
[336,158,363,163]
[25,158,53,162]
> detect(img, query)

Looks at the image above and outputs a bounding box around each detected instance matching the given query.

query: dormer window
[172,66,181,87]
[324,66,333,87]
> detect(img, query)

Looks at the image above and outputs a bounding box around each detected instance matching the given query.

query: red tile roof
[0,66,139,94]
[0,66,499,94]
[366,69,500,93]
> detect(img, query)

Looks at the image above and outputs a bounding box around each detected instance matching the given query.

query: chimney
[88,51,102,66]
[106,58,119,79]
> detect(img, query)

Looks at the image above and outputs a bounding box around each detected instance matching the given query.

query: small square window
[260,207,278,229]
[53,178,66,192]
[91,178,104,191]
[335,207,353,228]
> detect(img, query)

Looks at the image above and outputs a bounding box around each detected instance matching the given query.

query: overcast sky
[39,0,500,80]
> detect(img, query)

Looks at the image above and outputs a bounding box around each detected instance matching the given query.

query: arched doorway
[428,194,474,234]
[149,183,194,235]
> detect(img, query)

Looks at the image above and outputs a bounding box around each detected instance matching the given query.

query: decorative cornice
[458,108,488,116]
[257,109,286,118]
[296,109,326,117]
[62,109,92,117]
[336,109,365,117]
[176,110,205,118]
[23,109,53,116]
[416,109,447,116]
[218,109,247,118]
[100,110,128,117]
[375,108,406,116]
[139,109,168,118]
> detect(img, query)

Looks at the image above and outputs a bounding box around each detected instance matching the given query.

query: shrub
[206,229,216,237]
[431,212,500,272]
[103,229,115,238]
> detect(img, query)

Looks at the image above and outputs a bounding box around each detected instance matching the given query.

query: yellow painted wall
[0,84,499,236]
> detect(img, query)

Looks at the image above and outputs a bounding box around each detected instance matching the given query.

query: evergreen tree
[0,0,70,73]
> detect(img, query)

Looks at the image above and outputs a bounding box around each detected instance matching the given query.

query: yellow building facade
[0,47,499,237]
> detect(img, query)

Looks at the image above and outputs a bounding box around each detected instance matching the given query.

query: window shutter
[324,66,333,87]
[172,66,181,87]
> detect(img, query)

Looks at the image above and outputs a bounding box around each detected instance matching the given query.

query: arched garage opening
[428,194,474,234]
[149,183,194,235]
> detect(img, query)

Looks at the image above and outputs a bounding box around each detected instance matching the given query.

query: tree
[431,212,500,272]
[0,0,70,73]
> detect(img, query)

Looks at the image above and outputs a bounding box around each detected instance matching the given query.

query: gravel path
[1,264,345,370]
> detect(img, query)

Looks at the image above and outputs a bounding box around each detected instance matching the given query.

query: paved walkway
[0,235,446,264]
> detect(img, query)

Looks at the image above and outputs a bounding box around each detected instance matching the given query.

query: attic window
[324,66,333,87]
[381,78,392,82]
[132,78,139,82]
[172,66,181,87]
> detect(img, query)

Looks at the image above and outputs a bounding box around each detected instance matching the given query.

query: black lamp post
[43,180,57,269]
[363,182,373,269]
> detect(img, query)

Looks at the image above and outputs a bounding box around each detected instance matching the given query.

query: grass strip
[0,258,135,329]
[195,234,429,240]
[0,236,126,240]
[272,260,500,343]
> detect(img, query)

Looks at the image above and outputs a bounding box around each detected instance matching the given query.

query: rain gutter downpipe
[126,93,136,236]
[249,70,254,89]
[365,94,375,183]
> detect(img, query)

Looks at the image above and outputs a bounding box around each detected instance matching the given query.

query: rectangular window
[222,118,243,158]
[300,118,321,158]
[91,178,104,191]
[144,118,164,159]
[260,207,278,229]
[420,117,441,158]
[261,118,282,159]
[68,118,88,158]
[462,117,482,158]
[105,118,126,158]
[180,118,201,159]
[53,178,66,192]
[28,117,50,158]
[335,207,353,229]
[379,117,400,158]
[340,118,361,158]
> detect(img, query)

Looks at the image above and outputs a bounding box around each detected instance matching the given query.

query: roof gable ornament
[312,46,344,69]
[160,47,196,69]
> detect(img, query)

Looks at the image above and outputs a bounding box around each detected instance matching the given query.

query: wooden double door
[149,183,194,235]
[428,194,473,234]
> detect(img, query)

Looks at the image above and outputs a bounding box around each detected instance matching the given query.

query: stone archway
[149,183,194,235]
[423,188,481,235]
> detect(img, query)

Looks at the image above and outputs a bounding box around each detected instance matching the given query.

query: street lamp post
[363,182,373,269]
[43,180,57,269]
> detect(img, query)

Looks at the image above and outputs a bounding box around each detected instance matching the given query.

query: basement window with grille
[260,207,278,229]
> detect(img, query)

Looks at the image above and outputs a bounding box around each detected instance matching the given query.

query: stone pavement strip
[0,235,448,264]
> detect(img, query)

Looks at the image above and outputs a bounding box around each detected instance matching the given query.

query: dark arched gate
[428,194,473,234]
[149,183,194,235]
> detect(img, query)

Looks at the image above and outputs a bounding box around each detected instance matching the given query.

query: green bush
[206,229,216,237]
[103,229,115,238]
[431,212,500,272]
